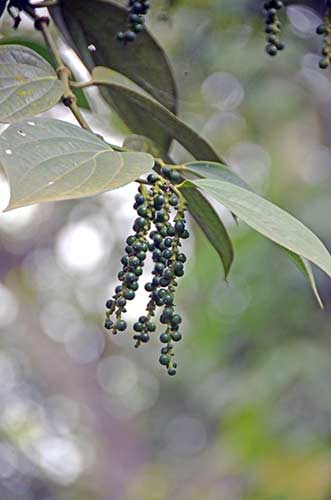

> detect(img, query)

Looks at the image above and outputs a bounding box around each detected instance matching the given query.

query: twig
[22,5,92,132]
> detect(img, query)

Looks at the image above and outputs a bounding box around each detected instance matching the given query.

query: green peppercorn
[153,249,162,260]
[134,217,148,229]
[175,221,185,234]
[117,320,127,331]
[104,319,113,329]
[137,251,146,261]
[177,253,186,263]
[147,173,158,184]
[140,333,150,343]
[129,256,140,268]
[134,266,143,277]
[154,195,165,209]
[166,226,175,237]
[137,206,148,217]
[124,289,135,300]
[319,58,329,69]
[134,322,144,332]
[134,23,144,32]
[159,277,170,287]
[126,272,136,284]
[162,249,172,259]
[147,322,156,332]
[124,30,136,42]
[163,293,173,306]
[171,314,182,326]
[117,297,127,308]
[135,194,145,206]
[163,269,174,281]
[169,171,182,183]
[132,241,142,252]
[159,354,170,366]
[154,263,165,274]
[128,282,139,291]
[171,332,182,342]
[160,332,170,343]
[265,43,278,56]
[161,166,171,178]
[169,194,179,207]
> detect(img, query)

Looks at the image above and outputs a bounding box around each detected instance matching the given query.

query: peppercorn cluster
[105,167,188,376]
[316,1,331,69]
[263,1,285,56]
[117,1,150,44]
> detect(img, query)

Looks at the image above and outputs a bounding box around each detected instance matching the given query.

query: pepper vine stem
[22,4,92,131]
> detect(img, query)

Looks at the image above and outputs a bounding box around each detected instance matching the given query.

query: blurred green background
[1,0,331,499]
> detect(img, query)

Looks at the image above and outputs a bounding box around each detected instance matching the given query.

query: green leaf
[180,184,234,279]
[283,249,323,308]
[185,179,331,279]
[0,45,64,123]
[0,38,90,110]
[182,161,251,190]
[0,118,154,211]
[90,69,224,162]
[49,0,177,153]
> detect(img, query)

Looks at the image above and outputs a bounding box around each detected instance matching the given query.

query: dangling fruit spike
[263,1,285,56]
[117,1,150,44]
[317,1,331,69]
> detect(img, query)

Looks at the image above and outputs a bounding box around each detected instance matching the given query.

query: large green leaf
[283,249,323,308]
[0,38,89,110]
[0,45,64,123]
[0,118,154,211]
[185,179,331,279]
[90,68,224,162]
[182,161,251,189]
[181,184,234,279]
[49,0,177,153]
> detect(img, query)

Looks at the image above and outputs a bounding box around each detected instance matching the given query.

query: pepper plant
[0,0,331,375]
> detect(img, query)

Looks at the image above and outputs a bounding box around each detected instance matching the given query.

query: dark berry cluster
[116,1,150,44]
[263,1,285,56]
[104,187,152,334]
[317,1,331,69]
[105,168,188,376]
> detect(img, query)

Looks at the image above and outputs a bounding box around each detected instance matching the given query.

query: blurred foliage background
[1,0,331,498]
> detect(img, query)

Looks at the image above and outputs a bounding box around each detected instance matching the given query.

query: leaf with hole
[183,179,331,280]
[49,0,177,153]
[0,118,154,211]
[0,45,64,123]
[181,184,234,279]
[90,68,224,162]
